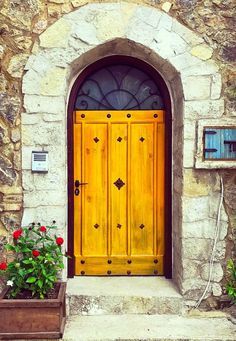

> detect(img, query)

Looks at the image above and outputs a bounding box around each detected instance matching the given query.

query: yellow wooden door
[74,110,165,275]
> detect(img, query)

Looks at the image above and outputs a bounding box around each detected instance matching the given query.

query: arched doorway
[67,56,172,277]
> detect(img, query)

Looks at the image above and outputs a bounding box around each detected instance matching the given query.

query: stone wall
[0,0,235,308]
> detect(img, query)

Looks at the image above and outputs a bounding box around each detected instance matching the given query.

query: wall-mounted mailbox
[204,128,236,160]
[32,151,48,172]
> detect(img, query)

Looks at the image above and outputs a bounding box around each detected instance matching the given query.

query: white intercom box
[31,151,48,172]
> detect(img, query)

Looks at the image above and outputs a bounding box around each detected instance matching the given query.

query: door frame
[67,55,172,278]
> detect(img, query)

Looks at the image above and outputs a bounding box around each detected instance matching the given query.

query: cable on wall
[194,176,224,309]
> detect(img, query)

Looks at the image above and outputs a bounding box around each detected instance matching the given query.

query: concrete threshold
[66,277,181,298]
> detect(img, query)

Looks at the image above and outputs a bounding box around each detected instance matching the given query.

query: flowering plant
[0,222,65,299]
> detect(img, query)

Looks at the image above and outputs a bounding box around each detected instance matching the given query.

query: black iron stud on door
[114,178,125,190]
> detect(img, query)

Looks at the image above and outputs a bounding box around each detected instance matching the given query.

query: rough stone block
[182,259,201,280]
[23,67,67,96]
[21,113,41,125]
[0,155,17,186]
[22,171,35,191]
[157,12,173,31]
[182,278,210,300]
[209,194,229,222]
[170,52,201,72]
[33,170,65,191]
[22,122,64,146]
[190,44,213,60]
[183,139,195,168]
[182,219,228,241]
[211,73,222,100]
[11,128,21,143]
[182,61,219,76]
[24,95,66,114]
[212,283,222,296]
[24,54,52,73]
[151,29,187,59]
[215,241,226,261]
[183,169,212,197]
[39,48,79,68]
[183,76,211,100]
[126,17,155,47]
[69,294,183,316]
[40,18,72,48]
[135,5,161,28]
[72,22,99,45]
[183,238,212,261]
[183,121,196,140]
[184,99,224,119]
[172,19,204,45]
[162,2,172,13]
[7,53,29,78]
[22,205,66,227]
[43,114,63,122]
[182,197,209,223]
[201,263,223,282]
[24,190,67,208]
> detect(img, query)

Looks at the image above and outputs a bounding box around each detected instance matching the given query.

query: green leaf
[5,244,15,251]
[26,277,37,283]
[22,259,32,264]
[26,268,34,274]
[48,276,55,282]
[21,247,32,252]
[37,279,43,288]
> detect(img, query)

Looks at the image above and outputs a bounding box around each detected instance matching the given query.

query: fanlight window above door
[75,64,164,110]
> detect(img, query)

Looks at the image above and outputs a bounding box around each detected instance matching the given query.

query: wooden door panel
[110,124,128,256]
[130,123,155,256]
[73,256,163,275]
[157,123,165,256]
[74,110,165,275]
[82,123,108,256]
[74,124,82,257]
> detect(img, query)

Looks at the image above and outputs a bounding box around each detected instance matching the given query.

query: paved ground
[63,314,236,341]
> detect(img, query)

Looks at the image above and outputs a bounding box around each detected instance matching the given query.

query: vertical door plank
[110,123,128,256]
[130,123,154,256]
[74,123,82,257]
[82,123,108,256]
[157,123,165,256]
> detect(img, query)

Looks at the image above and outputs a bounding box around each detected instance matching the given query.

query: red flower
[32,250,40,257]
[40,226,46,233]
[56,237,64,246]
[0,262,7,270]
[13,229,23,240]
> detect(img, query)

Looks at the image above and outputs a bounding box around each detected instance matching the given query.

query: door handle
[74,180,88,195]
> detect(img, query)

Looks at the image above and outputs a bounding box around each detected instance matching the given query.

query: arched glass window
[75,64,164,110]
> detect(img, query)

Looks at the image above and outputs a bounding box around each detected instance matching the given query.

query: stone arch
[22,2,224,296]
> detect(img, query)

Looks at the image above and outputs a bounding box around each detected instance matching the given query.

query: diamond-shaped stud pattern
[140,137,145,142]
[117,137,122,142]
[139,224,145,229]
[94,223,99,229]
[117,224,122,229]
[114,178,125,190]
[94,137,99,143]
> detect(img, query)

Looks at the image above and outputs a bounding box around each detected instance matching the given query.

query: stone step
[67,277,183,316]
[63,314,236,341]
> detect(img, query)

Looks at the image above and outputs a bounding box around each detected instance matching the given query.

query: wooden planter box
[0,282,66,340]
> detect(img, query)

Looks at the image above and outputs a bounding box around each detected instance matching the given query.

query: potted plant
[0,222,66,339]
[226,258,236,321]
